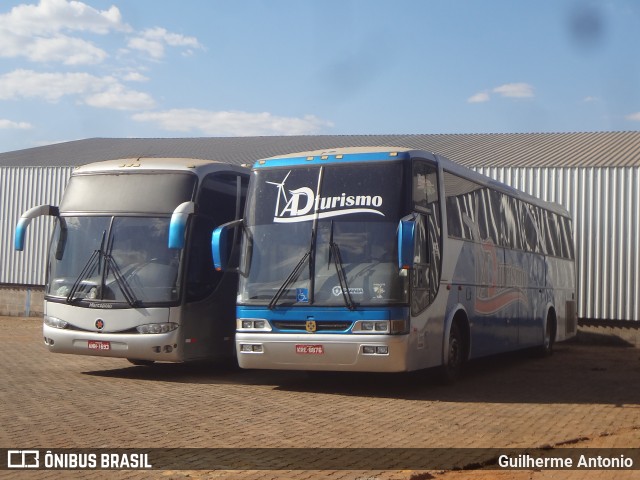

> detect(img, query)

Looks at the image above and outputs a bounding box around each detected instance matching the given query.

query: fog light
[240,343,263,353]
[241,320,253,329]
[362,345,376,354]
[376,346,389,355]
[254,320,266,329]
[163,345,173,353]
[362,322,374,331]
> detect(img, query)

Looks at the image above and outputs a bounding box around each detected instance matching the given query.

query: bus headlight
[237,318,272,331]
[44,315,68,329]
[136,323,179,334]
[354,320,390,333]
[353,320,408,334]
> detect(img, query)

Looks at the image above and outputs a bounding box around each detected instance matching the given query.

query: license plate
[88,340,111,351]
[295,344,324,355]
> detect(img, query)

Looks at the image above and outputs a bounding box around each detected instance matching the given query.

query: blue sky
[1,0,640,153]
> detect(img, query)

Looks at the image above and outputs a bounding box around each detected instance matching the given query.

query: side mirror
[15,204,59,251]
[397,217,416,270]
[168,201,195,249]
[212,219,243,271]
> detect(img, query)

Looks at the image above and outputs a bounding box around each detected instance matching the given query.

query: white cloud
[626,112,640,121]
[0,0,128,36]
[583,96,599,103]
[84,84,155,110]
[0,119,32,129]
[120,71,150,82]
[0,0,130,65]
[493,83,534,98]
[26,35,108,65]
[467,92,490,103]
[468,83,535,103]
[132,109,334,136]
[0,69,155,110]
[127,27,203,59]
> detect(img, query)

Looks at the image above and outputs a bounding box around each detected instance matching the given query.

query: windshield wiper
[329,221,355,311]
[268,250,310,310]
[103,255,140,307]
[66,231,105,303]
[103,233,140,308]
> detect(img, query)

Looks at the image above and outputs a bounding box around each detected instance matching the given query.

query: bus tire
[537,311,556,357]
[127,359,155,366]
[441,319,467,384]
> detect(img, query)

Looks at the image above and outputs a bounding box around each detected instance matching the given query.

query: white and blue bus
[213,147,576,380]
[16,158,248,365]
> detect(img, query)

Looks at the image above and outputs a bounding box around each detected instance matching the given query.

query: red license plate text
[88,340,110,351]
[295,344,324,355]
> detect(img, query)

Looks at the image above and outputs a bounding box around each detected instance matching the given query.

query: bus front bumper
[42,324,183,362]
[236,332,410,372]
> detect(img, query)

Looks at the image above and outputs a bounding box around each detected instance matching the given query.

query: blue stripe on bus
[237,305,408,322]
[253,151,410,169]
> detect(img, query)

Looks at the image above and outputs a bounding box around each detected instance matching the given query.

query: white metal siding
[1,165,639,321]
[1,167,74,285]
[475,166,640,321]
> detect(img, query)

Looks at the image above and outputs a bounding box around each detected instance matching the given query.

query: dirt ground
[1,316,639,480]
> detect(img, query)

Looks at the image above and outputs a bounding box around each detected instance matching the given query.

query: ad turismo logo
[268,171,384,223]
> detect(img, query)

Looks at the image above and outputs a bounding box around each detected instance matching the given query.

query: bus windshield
[238,162,409,307]
[47,216,181,305]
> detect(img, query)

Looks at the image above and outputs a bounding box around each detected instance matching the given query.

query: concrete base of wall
[576,322,640,348]
[0,285,44,317]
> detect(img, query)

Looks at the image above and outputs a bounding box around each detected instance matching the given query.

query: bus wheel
[537,313,555,357]
[441,321,466,384]
[127,359,155,366]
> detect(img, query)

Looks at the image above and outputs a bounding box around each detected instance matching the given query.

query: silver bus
[212,147,576,381]
[16,158,248,365]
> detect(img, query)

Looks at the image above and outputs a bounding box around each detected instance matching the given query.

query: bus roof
[254,146,411,168]
[255,146,570,217]
[73,157,249,176]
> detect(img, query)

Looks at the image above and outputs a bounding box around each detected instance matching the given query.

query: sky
[1,0,640,153]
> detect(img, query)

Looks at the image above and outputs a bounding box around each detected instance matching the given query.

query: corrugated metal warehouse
[1,132,639,323]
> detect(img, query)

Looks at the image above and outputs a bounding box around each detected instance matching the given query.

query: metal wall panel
[1,167,74,285]
[474,166,640,321]
[1,165,639,321]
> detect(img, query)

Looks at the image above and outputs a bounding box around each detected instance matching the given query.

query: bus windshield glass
[239,161,409,307]
[47,216,181,305]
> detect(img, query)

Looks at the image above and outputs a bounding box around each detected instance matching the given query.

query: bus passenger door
[410,212,441,320]
[411,215,430,316]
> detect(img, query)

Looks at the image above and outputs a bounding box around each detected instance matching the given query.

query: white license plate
[88,340,111,351]
[295,344,324,355]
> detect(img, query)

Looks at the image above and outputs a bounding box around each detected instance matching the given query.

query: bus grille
[272,321,352,332]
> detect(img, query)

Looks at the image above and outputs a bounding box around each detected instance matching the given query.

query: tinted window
[61,173,197,214]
